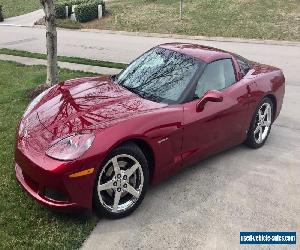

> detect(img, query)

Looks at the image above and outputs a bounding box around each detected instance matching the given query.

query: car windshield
[116,47,201,104]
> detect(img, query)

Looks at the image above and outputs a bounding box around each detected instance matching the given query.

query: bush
[0,5,4,22]
[74,0,105,23]
[67,0,86,12]
[55,0,82,18]
[55,2,67,18]
[75,2,98,23]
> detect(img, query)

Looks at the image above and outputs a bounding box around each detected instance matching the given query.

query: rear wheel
[245,97,273,149]
[93,143,149,219]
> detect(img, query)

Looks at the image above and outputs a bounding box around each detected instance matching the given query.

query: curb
[79,29,300,47]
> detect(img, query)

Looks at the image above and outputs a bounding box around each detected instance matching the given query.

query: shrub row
[55,0,105,22]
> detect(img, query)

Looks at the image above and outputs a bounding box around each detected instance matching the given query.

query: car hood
[19,76,166,150]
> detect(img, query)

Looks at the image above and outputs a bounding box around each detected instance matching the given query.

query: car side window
[195,59,236,99]
[235,55,251,77]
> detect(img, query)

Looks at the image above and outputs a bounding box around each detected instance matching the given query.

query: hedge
[55,0,105,22]
[75,0,105,23]
[0,5,4,22]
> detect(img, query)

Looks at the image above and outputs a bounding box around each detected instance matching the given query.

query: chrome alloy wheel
[254,102,272,144]
[97,154,144,213]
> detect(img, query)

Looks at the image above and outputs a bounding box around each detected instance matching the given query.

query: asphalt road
[0,26,299,249]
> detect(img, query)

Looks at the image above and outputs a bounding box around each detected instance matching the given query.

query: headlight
[23,85,55,118]
[46,133,95,161]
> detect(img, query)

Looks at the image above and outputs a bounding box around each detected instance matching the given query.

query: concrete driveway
[0,26,299,249]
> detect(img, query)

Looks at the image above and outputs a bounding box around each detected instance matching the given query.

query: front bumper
[15,147,99,211]
[15,163,79,210]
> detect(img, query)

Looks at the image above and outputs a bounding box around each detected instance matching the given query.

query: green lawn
[0,60,98,249]
[0,0,40,18]
[82,0,300,41]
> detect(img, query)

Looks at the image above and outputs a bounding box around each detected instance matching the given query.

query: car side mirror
[196,90,223,112]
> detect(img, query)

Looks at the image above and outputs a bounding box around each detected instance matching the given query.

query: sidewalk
[0,54,121,75]
[0,9,44,27]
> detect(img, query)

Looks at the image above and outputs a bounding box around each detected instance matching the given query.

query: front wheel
[93,143,149,219]
[245,97,273,149]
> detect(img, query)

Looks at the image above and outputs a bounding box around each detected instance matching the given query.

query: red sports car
[15,43,285,218]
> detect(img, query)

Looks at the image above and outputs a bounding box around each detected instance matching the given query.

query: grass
[0,60,99,249]
[35,18,83,29]
[0,0,40,18]
[79,0,300,41]
[0,48,127,69]
[56,19,82,29]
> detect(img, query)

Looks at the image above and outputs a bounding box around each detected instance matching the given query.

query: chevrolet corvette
[15,43,285,218]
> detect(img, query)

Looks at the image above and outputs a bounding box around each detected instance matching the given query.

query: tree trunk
[40,0,59,86]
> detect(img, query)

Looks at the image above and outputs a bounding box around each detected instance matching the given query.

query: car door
[181,58,251,166]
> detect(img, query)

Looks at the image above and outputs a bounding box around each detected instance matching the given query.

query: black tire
[93,142,149,219]
[245,97,274,149]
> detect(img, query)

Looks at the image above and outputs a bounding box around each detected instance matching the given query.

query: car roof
[158,43,233,63]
